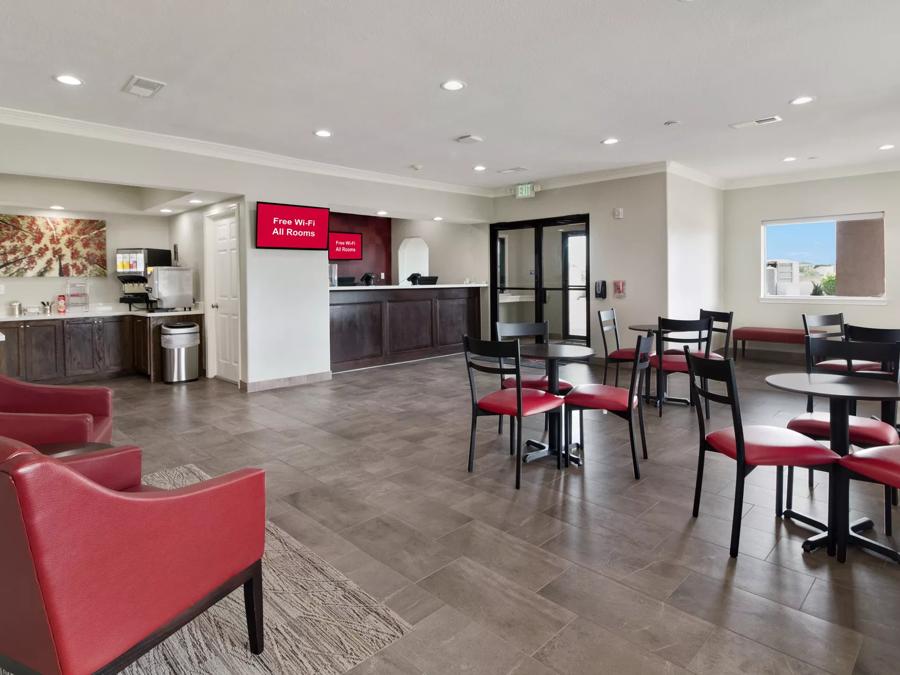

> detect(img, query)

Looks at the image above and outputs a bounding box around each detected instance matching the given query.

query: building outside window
[762,213,885,298]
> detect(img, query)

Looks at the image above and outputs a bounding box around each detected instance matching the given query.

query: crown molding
[666,162,726,189]
[0,106,495,198]
[490,162,669,197]
[723,159,900,190]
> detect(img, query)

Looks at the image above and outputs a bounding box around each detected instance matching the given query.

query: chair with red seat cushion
[495,321,572,437]
[465,335,564,489]
[598,308,648,387]
[0,436,266,674]
[564,335,653,479]
[650,317,714,418]
[0,374,113,447]
[788,334,900,499]
[836,446,900,563]
[685,351,840,558]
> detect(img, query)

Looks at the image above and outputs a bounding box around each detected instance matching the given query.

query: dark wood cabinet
[0,321,25,378]
[63,319,97,377]
[132,316,149,375]
[22,320,64,381]
[98,317,131,373]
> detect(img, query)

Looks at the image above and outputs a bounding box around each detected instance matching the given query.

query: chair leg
[892,487,898,506]
[837,469,850,563]
[808,468,814,491]
[468,414,477,472]
[498,415,504,435]
[730,466,746,558]
[637,395,648,460]
[703,377,710,420]
[776,466,783,517]
[243,560,264,655]
[564,408,571,468]
[579,410,584,449]
[827,467,837,557]
[692,448,706,517]
[615,362,620,388]
[509,416,516,456]
[786,466,794,510]
[603,360,609,385]
[515,415,522,489]
[556,413,562,471]
[806,395,814,414]
[627,413,640,480]
[886,485,893,537]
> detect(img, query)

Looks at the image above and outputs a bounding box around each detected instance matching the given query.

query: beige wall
[492,172,669,355]
[723,171,899,337]
[390,219,489,286]
[666,173,725,319]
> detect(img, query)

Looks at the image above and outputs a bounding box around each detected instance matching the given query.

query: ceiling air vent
[122,75,166,98]
[729,115,783,130]
[497,167,527,174]
[455,134,484,144]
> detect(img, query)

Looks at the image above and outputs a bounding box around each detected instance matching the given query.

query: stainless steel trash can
[161,322,200,383]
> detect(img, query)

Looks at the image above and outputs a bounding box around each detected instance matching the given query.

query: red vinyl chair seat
[663,348,724,360]
[840,445,900,488]
[786,412,900,447]
[608,347,655,361]
[816,359,882,373]
[565,384,636,412]
[648,354,689,373]
[706,425,840,466]
[501,375,573,393]
[477,389,564,417]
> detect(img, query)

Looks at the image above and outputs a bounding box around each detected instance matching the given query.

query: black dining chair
[463,335,565,488]
[684,349,840,558]
[649,317,713,417]
[495,321,573,435]
[564,335,653,479]
[598,308,639,386]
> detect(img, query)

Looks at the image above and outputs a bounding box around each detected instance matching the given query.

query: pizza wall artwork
[0,213,107,277]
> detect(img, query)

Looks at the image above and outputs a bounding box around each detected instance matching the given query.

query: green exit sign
[515,183,536,199]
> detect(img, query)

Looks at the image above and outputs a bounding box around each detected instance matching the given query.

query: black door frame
[489,213,590,344]
[561,230,588,341]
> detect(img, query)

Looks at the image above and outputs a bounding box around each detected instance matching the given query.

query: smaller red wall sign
[329,231,363,260]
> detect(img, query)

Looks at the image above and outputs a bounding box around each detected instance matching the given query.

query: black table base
[783,508,885,555]
[523,439,583,466]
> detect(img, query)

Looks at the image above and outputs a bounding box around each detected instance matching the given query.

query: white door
[207,210,240,382]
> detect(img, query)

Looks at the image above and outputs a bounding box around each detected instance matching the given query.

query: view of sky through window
[765,220,836,264]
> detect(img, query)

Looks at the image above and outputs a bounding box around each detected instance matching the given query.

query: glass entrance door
[490,215,590,344]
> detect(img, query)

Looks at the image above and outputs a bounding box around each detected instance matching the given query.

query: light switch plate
[613,207,624,219]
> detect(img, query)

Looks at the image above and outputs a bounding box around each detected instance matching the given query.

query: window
[762,213,885,299]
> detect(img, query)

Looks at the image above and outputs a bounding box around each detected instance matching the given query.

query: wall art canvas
[0,213,107,277]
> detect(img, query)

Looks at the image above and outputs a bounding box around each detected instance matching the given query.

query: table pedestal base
[523,439,583,466]
[783,509,898,561]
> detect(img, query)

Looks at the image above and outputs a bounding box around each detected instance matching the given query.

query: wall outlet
[380,272,385,280]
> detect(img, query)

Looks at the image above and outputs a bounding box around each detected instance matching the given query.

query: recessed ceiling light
[879,144,895,151]
[783,156,797,162]
[50,205,65,210]
[54,74,83,86]
[440,80,466,91]
[376,210,388,216]
[160,208,173,213]
[314,129,332,138]
[189,199,203,204]
[473,165,487,172]
[433,216,443,222]
[602,138,619,145]
[790,95,815,105]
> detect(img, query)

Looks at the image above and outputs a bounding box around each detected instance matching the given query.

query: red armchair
[0,436,266,675]
[0,375,113,447]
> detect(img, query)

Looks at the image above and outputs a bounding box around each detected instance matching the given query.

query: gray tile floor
[104,355,900,675]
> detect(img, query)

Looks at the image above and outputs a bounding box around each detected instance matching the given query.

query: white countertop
[330,283,487,291]
[0,308,204,322]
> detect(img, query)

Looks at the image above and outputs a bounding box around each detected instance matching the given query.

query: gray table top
[519,343,595,361]
[765,372,900,401]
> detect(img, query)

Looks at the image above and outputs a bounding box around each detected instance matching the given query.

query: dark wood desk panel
[330,286,481,372]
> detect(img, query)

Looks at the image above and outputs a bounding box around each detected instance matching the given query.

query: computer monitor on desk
[418,276,439,285]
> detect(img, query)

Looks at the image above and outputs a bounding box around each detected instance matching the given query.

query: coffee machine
[115,248,172,309]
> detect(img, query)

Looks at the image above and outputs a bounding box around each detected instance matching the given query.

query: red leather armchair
[0,374,113,447]
[0,436,266,675]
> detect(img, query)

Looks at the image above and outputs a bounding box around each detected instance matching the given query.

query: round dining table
[766,372,900,560]
[519,343,594,466]
[628,322,691,409]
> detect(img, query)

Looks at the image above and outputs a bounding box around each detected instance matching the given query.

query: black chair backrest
[803,313,844,340]
[598,309,621,358]
[625,335,654,399]
[684,350,746,462]
[657,317,713,357]
[463,335,522,410]
[496,321,549,343]
[805,336,900,380]
[700,309,734,358]
[845,324,900,345]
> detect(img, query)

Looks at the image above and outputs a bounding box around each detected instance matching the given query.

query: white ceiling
[1,0,899,190]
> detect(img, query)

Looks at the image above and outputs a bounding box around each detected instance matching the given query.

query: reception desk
[330,284,484,372]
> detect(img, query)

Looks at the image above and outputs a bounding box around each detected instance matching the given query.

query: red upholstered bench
[732,327,807,359]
